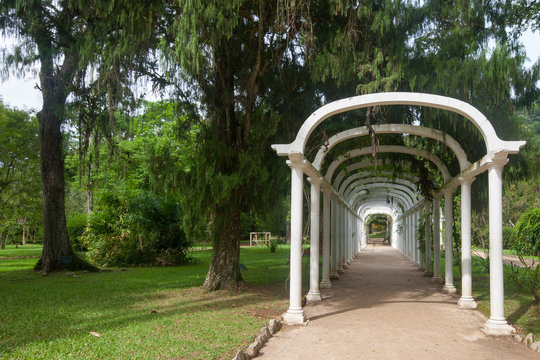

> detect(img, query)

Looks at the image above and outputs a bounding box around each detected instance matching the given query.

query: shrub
[503,226,514,249]
[511,207,540,256]
[81,189,190,266]
[507,256,540,304]
[266,237,281,253]
[67,213,88,251]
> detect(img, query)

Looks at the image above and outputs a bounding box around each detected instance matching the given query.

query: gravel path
[258,245,539,360]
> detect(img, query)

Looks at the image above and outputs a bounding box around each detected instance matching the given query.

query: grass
[441,253,540,338]
[471,246,540,261]
[369,231,386,238]
[0,244,43,258]
[0,244,309,360]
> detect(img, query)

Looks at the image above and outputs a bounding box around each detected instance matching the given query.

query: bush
[503,226,514,249]
[67,213,88,251]
[266,237,281,253]
[81,189,190,266]
[511,207,540,256]
[507,256,540,304]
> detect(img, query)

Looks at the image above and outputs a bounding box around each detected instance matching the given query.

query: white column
[424,201,433,277]
[284,163,306,324]
[458,177,477,309]
[337,204,345,273]
[347,210,354,265]
[443,189,456,293]
[407,215,411,258]
[484,160,514,335]
[330,197,339,279]
[343,210,349,267]
[307,180,322,301]
[417,208,424,270]
[320,187,332,288]
[403,215,408,256]
[432,195,443,283]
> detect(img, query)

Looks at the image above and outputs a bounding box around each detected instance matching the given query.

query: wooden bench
[249,232,271,247]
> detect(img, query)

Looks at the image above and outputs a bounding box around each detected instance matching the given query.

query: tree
[0,0,164,273]
[167,0,316,290]
[0,101,41,248]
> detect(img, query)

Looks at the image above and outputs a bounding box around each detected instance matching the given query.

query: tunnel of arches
[272,92,525,336]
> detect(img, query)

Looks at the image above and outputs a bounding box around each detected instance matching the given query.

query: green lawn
[369,231,386,238]
[0,244,309,360]
[0,244,43,258]
[471,246,540,261]
[441,254,539,338]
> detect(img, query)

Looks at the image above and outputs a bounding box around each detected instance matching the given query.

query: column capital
[486,151,509,170]
[320,181,332,194]
[458,176,475,185]
[443,187,455,196]
[307,176,320,186]
[286,159,305,170]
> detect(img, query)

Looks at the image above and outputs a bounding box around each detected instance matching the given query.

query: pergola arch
[271,92,524,156]
[324,145,451,183]
[348,185,416,209]
[342,177,419,201]
[337,170,419,196]
[352,192,413,214]
[272,92,525,336]
[333,160,418,193]
[313,124,471,171]
[358,203,402,219]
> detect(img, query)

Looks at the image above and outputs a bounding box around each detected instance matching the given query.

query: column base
[330,272,339,279]
[342,264,348,269]
[306,290,322,302]
[442,284,457,293]
[458,297,477,309]
[283,309,306,325]
[320,279,332,289]
[417,266,425,271]
[337,268,345,274]
[430,275,444,284]
[483,318,515,336]
[423,270,434,277]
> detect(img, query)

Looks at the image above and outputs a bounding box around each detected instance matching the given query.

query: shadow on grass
[0,247,299,357]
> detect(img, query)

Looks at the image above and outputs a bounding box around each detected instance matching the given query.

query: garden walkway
[258,244,538,360]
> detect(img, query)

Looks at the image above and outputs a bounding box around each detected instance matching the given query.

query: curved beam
[351,190,414,211]
[358,202,402,220]
[338,171,419,196]
[342,177,419,200]
[333,160,416,191]
[349,185,415,206]
[272,92,524,155]
[313,124,471,171]
[325,145,451,183]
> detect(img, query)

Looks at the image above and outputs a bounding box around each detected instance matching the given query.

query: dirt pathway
[258,245,538,360]
[472,249,538,269]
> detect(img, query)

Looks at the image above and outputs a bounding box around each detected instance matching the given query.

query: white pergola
[272,92,525,336]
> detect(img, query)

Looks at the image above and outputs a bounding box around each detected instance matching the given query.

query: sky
[0,29,539,112]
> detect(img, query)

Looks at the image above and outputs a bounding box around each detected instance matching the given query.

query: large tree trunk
[33,51,98,274]
[203,198,243,291]
[202,39,244,291]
